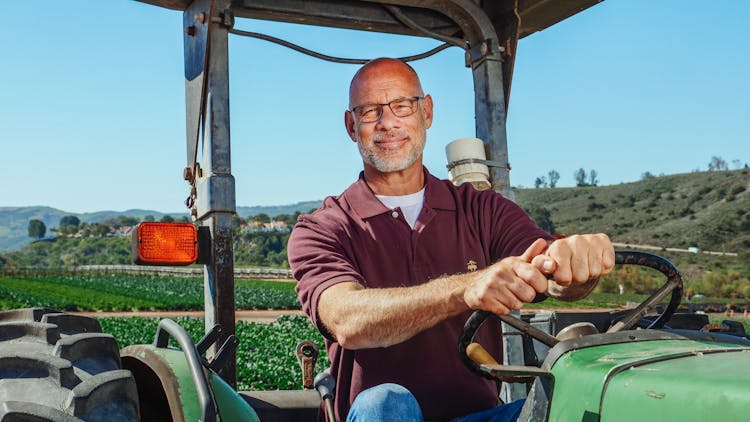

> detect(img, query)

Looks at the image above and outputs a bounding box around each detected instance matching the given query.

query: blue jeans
[346,383,525,422]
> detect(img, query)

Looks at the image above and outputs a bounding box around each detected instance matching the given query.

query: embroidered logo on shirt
[467,260,478,272]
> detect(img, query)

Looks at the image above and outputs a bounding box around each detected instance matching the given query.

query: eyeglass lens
[354,97,420,122]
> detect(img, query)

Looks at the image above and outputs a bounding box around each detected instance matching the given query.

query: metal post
[472,57,513,199]
[500,310,527,402]
[185,0,237,387]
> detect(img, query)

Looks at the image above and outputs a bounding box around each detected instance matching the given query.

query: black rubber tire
[0,308,139,422]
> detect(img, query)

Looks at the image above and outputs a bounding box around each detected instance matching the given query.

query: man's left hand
[531,233,615,286]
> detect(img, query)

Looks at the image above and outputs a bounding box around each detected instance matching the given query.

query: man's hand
[463,238,550,315]
[533,234,615,285]
[531,233,615,301]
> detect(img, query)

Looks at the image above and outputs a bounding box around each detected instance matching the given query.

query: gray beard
[357,129,426,173]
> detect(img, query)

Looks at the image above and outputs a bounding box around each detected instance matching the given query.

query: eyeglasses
[350,96,423,123]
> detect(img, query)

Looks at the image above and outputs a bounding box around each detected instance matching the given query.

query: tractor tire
[0,308,139,422]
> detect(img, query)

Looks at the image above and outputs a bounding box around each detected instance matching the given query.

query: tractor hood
[544,330,750,421]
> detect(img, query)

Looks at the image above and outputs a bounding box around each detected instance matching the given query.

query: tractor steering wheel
[458,251,684,380]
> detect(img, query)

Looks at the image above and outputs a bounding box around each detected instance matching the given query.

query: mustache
[370,130,410,142]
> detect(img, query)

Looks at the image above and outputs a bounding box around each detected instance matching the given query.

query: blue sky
[3,0,748,214]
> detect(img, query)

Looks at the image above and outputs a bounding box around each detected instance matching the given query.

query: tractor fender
[120,344,259,422]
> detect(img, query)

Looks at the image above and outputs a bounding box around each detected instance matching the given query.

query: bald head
[348,58,425,109]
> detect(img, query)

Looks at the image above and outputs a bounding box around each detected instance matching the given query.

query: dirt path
[72,309,305,323]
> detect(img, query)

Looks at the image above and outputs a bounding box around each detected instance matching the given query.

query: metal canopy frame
[133,0,603,387]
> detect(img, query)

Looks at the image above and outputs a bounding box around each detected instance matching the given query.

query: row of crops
[0,273,329,390]
[0,274,300,311]
[100,315,330,391]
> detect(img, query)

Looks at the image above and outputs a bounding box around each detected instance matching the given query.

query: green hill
[0,202,322,252]
[1,170,747,272]
[515,169,749,253]
[0,207,187,251]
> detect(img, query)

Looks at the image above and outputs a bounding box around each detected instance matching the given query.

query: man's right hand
[462,238,550,315]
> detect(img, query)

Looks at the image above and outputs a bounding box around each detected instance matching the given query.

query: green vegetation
[101,315,329,391]
[516,169,750,252]
[0,230,293,269]
[0,275,299,311]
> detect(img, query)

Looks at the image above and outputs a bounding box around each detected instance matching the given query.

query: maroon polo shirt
[288,168,552,421]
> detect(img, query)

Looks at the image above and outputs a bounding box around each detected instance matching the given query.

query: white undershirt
[376,187,426,229]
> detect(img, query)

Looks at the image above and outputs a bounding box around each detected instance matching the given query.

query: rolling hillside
[515,169,749,253]
[2,170,747,254]
[0,201,321,251]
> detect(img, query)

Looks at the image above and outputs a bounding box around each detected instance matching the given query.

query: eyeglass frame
[348,96,425,123]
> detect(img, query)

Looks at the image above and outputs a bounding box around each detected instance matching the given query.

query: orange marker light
[132,222,198,265]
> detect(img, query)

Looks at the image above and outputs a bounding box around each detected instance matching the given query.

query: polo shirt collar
[345,167,456,220]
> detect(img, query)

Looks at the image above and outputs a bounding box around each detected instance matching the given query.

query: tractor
[1,1,749,421]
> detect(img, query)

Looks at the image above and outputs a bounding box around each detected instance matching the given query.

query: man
[288,58,614,421]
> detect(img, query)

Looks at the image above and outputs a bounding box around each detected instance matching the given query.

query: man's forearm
[318,274,470,350]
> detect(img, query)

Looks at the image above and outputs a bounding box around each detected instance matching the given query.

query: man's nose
[374,105,400,130]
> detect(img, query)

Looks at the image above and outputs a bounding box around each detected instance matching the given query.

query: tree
[588,169,599,187]
[525,206,556,234]
[103,215,138,229]
[58,215,81,236]
[250,213,271,224]
[143,215,155,222]
[548,170,560,188]
[641,171,655,180]
[534,176,547,189]
[274,212,301,226]
[59,215,80,228]
[88,223,110,237]
[28,219,46,239]
[708,156,728,171]
[574,168,588,187]
[160,214,174,222]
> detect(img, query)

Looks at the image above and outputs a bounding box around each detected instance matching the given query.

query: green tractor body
[541,331,750,421]
[120,344,260,422]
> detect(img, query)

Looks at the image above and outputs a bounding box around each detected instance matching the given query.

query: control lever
[467,342,500,366]
[466,342,548,384]
[315,370,336,422]
[295,341,319,389]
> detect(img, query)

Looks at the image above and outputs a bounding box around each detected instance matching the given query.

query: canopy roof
[135,0,601,40]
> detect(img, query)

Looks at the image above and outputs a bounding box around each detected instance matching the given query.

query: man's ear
[344,110,358,142]
[422,94,434,129]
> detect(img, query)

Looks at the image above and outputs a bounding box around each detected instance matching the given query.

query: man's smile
[375,136,408,150]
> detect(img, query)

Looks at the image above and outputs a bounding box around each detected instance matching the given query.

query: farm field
[0,274,299,311]
[0,273,660,312]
